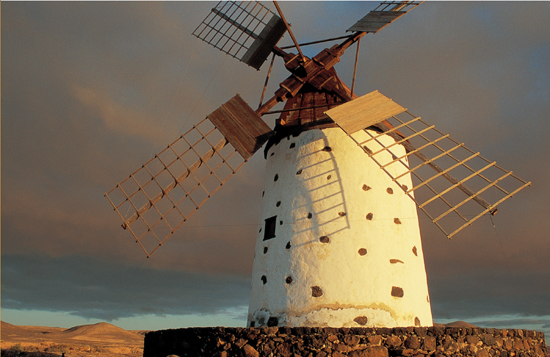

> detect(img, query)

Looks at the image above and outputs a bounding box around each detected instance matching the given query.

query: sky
[2,1,550,334]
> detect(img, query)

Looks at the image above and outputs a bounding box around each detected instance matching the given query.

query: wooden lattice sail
[192,1,287,70]
[105,95,271,257]
[325,91,532,238]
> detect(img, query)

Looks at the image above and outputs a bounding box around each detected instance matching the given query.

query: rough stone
[405,336,420,349]
[334,343,350,353]
[422,336,436,351]
[483,334,496,346]
[276,343,292,357]
[441,336,452,350]
[476,348,490,357]
[514,338,524,350]
[243,344,260,357]
[368,335,383,346]
[385,335,402,348]
[414,327,427,337]
[349,346,389,357]
[344,335,361,346]
[235,338,248,348]
[467,335,481,345]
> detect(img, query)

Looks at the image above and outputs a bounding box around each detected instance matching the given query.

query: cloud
[429,269,550,319]
[71,84,166,142]
[2,254,250,321]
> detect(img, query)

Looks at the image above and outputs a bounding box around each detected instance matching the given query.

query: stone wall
[144,326,547,357]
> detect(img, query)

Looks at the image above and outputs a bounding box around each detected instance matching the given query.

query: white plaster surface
[247,128,433,328]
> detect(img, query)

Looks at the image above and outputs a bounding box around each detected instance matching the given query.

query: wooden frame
[105,118,246,257]
[345,110,531,239]
[193,1,285,70]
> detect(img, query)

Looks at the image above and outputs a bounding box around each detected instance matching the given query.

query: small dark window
[263,216,277,241]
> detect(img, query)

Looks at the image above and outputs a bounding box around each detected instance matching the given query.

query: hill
[1,321,144,357]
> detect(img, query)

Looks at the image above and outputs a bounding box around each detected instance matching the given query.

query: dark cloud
[2,254,250,321]
[429,270,550,319]
[2,1,550,326]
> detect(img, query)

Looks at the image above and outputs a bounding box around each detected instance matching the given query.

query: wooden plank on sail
[207,95,272,160]
[348,11,406,33]
[324,90,406,134]
[241,15,287,70]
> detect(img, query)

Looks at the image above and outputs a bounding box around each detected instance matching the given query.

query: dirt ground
[1,321,146,357]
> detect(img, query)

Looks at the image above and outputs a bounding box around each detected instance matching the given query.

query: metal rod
[280,35,353,49]
[273,1,307,62]
[259,53,276,108]
[432,171,515,224]
[351,37,361,98]
[447,182,531,238]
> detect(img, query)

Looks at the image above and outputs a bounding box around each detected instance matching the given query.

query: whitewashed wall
[248,128,432,328]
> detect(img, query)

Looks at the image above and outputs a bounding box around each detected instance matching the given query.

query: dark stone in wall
[144,326,547,357]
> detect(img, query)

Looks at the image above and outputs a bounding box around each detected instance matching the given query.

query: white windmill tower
[105,1,531,329]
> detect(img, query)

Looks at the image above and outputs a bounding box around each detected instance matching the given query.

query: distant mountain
[60,322,143,343]
[1,321,29,337]
[1,320,144,357]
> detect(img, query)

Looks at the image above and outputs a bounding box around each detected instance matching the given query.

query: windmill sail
[347,1,423,33]
[326,91,531,239]
[105,117,247,257]
[193,1,287,70]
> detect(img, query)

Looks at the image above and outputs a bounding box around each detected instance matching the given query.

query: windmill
[105,1,531,328]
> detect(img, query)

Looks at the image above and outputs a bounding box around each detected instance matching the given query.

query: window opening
[263,215,277,240]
